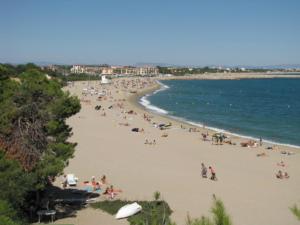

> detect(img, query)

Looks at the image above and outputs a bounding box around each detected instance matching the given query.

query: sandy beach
[55,77,300,225]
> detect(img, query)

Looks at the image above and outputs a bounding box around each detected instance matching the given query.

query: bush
[186,196,232,225]
[91,199,173,225]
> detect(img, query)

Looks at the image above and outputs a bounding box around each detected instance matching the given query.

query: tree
[0,152,34,209]
[186,196,232,225]
[0,64,81,223]
[0,200,22,225]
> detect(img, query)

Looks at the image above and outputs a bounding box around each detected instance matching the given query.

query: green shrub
[91,199,173,225]
[185,197,232,225]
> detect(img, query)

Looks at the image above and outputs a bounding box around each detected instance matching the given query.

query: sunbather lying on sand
[277,161,285,167]
[257,152,268,157]
[103,185,122,199]
[131,128,144,132]
[145,139,156,145]
[276,170,290,179]
[240,140,258,147]
[280,151,295,155]
[119,122,130,126]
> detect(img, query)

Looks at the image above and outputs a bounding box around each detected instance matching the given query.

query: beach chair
[67,174,78,186]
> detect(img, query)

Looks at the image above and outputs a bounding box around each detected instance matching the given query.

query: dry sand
[55,78,300,225]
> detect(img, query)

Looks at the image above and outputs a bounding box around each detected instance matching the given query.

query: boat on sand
[115,202,142,219]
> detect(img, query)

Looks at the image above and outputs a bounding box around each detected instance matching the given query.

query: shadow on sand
[29,185,100,223]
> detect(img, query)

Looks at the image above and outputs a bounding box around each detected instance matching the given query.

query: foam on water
[139,81,169,114]
[139,95,168,114]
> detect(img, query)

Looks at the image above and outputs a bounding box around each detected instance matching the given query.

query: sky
[1,0,300,66]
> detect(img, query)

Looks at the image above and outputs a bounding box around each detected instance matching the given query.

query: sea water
[140,78,300,147]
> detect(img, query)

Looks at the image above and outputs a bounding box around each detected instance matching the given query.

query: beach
[55,77,300,225]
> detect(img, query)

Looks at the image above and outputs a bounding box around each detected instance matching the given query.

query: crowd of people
[61,174,123,200]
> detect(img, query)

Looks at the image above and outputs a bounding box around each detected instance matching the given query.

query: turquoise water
[140,78,300,147]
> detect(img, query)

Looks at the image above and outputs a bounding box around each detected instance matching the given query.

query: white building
[70,65,85,74]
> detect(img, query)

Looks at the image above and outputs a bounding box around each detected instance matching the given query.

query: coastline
[158,72,300,80]
[57,78,300,225]
[131,79,300,150]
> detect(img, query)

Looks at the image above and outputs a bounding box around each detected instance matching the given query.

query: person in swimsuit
[209,166,217,181]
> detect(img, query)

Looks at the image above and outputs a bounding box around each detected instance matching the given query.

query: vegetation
[291,205,300,221]
[91,195,233,225]
[0,63,81,224]
[186,196,232,225]
[63,73,101,81]
[157,66,269,76]
[92,199,173,225]
[91,191,173,225]
[157,66,226,75]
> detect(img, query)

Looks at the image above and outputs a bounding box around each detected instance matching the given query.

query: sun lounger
[37,210,56,223]
[67,174,78,186]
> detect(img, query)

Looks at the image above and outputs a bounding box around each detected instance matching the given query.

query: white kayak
[115,202,142,219]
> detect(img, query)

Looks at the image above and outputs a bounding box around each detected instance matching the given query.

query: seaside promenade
[55,77,300,225]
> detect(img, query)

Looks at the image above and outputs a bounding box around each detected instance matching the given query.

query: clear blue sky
[1,0,300,66]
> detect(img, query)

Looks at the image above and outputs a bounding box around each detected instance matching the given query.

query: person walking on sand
[209,166,217,181]
[259,137,262,146]
[201,163,207,178]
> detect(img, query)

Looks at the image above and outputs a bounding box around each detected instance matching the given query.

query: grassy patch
[91,200,173,225]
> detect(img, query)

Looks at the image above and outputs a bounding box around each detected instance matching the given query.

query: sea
[140,78,300,148]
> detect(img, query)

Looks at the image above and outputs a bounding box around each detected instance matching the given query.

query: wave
[139,81,300,149]
[139,81,170,114]
[139,96,168,115]
[154,80,170,93]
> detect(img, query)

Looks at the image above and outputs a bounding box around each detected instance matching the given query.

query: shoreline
[58,78,300,225]
[131,79,300,150]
